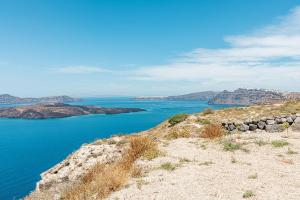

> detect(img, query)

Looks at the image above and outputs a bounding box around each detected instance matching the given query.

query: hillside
[26,101,300,200]
[0,94,80,104]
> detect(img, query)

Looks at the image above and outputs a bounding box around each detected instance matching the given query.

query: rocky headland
[26,101,300,200]
[0,94,80,105]
[0,103,145,119]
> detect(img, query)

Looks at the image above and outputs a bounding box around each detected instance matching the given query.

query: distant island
[134,91,218,101]
[0,94,80,105]
[135,88,300,105]
[0,103,145,119]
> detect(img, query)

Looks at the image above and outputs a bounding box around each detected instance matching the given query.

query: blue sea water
[0,98,234,199]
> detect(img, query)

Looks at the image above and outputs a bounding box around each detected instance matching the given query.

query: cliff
[135,89,300,105]
[0,94,80,104]
[0,103,145,119]
[208,88,287,105]
[26,101,300,200]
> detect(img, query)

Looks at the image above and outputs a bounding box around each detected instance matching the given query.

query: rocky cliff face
[208,89,286,105]
[0,94,80,104]
[0,103,146,119]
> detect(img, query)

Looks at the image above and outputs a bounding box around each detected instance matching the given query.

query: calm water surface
[0,98,234,199]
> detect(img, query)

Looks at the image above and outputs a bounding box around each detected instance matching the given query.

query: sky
[1,0,300,97]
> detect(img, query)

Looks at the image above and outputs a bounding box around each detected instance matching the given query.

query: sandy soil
[108,131,300,200]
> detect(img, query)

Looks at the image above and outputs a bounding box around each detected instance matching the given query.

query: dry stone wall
[222,113,300,133]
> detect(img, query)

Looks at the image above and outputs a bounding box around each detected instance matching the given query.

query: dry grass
[165,127,191,139]
[62,136,157,200]
[200,124,224,139]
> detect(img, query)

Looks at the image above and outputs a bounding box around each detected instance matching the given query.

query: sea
[0,97,234,199]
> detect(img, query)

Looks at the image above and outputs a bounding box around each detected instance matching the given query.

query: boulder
[291,117,300,131]
[257,121,266,130]
[228,124,236,131]
[286,116,293,124]
[281,118,287,123]
[266,119,275,125]
[291,115,297,121]
[275,118,282,124]
[239,124,249,132]
[249,124,258,131]
[265,124,285,133]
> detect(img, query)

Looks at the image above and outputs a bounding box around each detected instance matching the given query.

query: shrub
[271,140,289,148]
[197,118,211,124]
[203,108,214,115]
[142,148,162,160]
[166,128,190,139]
[160,162,176,171]
[223,141,241,151]
[243,190,254,198]
[201,124,224,139]
[168,113,189,126]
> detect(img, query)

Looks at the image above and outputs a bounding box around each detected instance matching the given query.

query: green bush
[168,114,189,126]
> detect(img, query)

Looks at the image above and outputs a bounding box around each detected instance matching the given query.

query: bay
[0,97,234,199]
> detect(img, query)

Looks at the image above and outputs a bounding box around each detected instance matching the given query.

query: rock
[36,142,123,193]
[275,118,282,124]
[249,124,258,131]
[286,116,293,124]
[228,124,236,131]
[257,121,266,129]
[239,124,249,132]
[291,117,300,131]
[296,113,300,117]
[281,118,287,123]
[292,115,297,121]
[266,119,275,125]
[265,124,285,133]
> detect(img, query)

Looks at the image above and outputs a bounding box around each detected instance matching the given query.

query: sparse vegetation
[223,140,241,151]
[286,148,298,155]
[131,165,143,178]
[254,139,268,146]
[203,108,214,115]
[198,161,214,166]
[166,127,190,139]
[160,162,176,171]
[196,118,211,124]
[62,136,157,200]
[231,156,237,163]
[282,122,290,135]
[243,190,254,198]
[201,124,224,139]
[271,140,289,148]
[179,158,191,163]
[248,173,257,179]
[136,179,149,190]
[142,148,162,160]
[168,113,189,126]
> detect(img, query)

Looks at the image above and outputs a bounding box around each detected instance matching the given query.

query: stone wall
[222,113,300,133]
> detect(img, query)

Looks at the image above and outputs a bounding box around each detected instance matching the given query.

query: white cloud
[56,66,110,74]
[131,6,300,91]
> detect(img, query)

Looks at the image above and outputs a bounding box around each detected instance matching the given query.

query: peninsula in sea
[0,103,146,119]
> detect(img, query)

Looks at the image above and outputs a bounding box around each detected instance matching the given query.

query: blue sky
[1,0,300,97]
